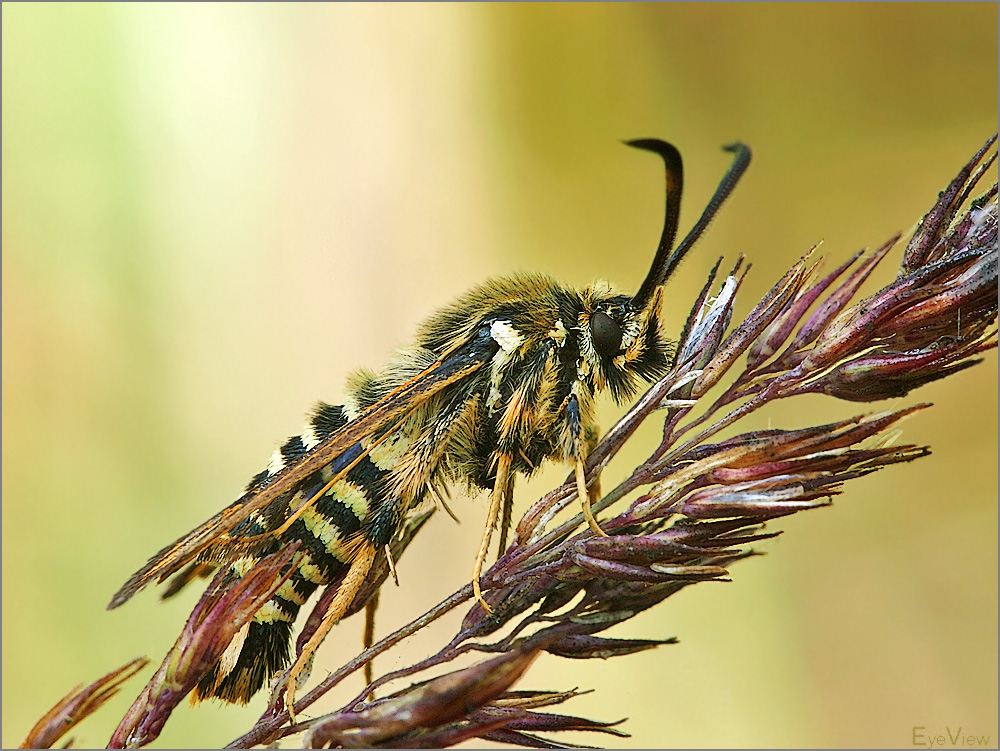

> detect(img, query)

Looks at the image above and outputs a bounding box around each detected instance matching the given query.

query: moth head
[579,139,751,402]
[577,282,668,403]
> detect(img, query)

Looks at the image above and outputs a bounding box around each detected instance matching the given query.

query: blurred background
[3,4,996,748]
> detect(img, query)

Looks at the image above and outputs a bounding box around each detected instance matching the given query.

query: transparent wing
[108,325,497,609]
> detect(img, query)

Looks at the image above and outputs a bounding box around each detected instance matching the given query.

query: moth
[108,138,750,714]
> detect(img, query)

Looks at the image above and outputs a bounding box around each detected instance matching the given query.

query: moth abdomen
[193,566,301,704]
[194,410,413,703]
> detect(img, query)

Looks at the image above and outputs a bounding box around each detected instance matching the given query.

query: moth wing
[107,326,497,609]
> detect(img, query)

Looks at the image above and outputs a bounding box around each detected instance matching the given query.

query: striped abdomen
[193,402,416,703]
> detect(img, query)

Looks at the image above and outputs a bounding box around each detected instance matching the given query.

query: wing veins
[108,336,493,609]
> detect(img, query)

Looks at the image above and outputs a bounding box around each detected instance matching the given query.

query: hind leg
[283,541,377,720]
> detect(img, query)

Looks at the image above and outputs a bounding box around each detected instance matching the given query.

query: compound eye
[590,310,623,357]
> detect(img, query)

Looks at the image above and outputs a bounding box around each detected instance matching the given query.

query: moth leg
[576,432,608,537]
[496,478,515,554]
[472,452,513,614]
[361,544,395,685]
[576,459,607,537]
[384,544,399,585]
[284,540,377,721]
[363,590,379,686]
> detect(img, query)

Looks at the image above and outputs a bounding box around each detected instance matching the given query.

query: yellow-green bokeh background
[3,4,997,748]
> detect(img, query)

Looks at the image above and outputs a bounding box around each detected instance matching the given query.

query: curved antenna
[629,140,752,310]
[626,139,684,310]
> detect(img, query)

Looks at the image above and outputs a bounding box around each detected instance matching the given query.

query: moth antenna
[668,142,751,280]
[626,138,684,310]
[629,139,752,309]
